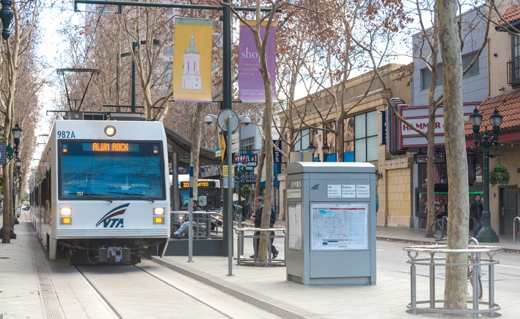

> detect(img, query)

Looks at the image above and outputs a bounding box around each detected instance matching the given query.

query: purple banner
[238,22,277,103]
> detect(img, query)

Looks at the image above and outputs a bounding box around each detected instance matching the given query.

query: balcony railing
[507,57,520,86]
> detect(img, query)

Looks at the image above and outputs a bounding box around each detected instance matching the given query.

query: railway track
[75,263,238,319]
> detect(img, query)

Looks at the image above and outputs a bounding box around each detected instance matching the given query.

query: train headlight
[60,207,72,216]
[154,207,165,215]
[105,125,116,137]
[61,217,72,225]
[154,217,164,224]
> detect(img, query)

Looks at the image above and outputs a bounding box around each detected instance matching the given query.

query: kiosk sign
[311,203,368,250]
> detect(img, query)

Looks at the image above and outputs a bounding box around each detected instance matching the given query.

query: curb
[151,256,321,319]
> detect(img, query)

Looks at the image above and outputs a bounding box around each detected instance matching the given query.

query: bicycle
[430,213,448,240]
[467,254,483,299]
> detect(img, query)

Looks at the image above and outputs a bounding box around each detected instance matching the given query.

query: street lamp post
[469,108,501,242]
[119,39,162,113]
[307,142,330,162]
[13,157,21,225]
[205,112,250,276]
[12,124,22,227]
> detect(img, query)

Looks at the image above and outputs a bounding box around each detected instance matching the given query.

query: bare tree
[1,0,43,243]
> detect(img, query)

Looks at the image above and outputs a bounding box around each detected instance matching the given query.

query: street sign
[215,148,221,158]
[413,154,446,164]
[223,165,235,177]
[240,174,257,184]
[217,109,239,132]
[232,141,239,153]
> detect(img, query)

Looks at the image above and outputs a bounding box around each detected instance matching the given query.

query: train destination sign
[80,143,140,152]
[180,181,217,188]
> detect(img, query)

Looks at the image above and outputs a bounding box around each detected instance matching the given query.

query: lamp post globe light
[0,0,14,40]
[470,107,501,242]
[307,142,316,160]
[322,143,330,161]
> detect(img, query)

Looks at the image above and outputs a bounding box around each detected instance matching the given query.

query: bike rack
[403,245,502,319]
[514,217,520,244]
[235,226,286,267]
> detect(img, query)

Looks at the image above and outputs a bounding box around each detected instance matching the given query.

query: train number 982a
[57,131,76,139]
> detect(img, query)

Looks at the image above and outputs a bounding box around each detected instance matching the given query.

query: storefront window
[354,111,378,162]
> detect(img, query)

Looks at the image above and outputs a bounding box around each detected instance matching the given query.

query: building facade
[279,64,414,227]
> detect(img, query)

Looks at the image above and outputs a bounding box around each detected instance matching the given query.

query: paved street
[1,211,520,318]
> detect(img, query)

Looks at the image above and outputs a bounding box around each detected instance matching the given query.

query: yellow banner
[173,18,213,102]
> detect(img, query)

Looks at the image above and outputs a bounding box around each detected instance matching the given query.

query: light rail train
[30,114,170,264]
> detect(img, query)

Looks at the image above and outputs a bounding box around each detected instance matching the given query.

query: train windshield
[59,141,165,199]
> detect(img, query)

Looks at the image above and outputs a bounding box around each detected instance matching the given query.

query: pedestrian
[470,195,483,237]
[172,200,202,239]
[250,196,278,259]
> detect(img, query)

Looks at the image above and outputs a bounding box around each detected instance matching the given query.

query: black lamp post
[12,124,22,227]
[119,39,162,113]
[12,157,21,225]
[308,142,317,161]
[322,144,330,162]
[12,123,21,155]
[469,107,501,242]
[0,0,13,40]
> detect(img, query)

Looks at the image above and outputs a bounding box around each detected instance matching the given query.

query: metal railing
[235,224,286,267]
[514,216,520,244]
[507,57,520,86]
[170,211,222,239]
[403,244,502,318]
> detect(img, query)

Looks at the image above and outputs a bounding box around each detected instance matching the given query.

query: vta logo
[311,184,320,190]
[96,203,130,228]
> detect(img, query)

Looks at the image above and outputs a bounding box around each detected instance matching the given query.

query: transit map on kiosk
[311,203,369,250]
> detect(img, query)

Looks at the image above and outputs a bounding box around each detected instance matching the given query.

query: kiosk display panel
[288,202,303,250]
[311,202,369,250]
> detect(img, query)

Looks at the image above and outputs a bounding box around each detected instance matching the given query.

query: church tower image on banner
[182,31,202,90]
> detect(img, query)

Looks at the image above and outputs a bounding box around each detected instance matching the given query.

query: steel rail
[134,265,238,319]
[75,266,123,319]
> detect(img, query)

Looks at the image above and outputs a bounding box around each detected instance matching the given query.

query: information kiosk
[285,162,376,285]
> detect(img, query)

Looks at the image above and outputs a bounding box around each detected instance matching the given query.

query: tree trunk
[190,102,205,199]
[2,164,12,243]
[437,0,469,310]
[336,110,344,162]
[425,120,436,237]
[425,16,440,237]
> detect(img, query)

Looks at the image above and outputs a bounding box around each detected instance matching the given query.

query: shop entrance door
[499,186,517,235]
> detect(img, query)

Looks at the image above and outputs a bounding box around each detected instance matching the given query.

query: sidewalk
[273,219,520,252]
[2,214,519,319]
[0,213,45,318]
